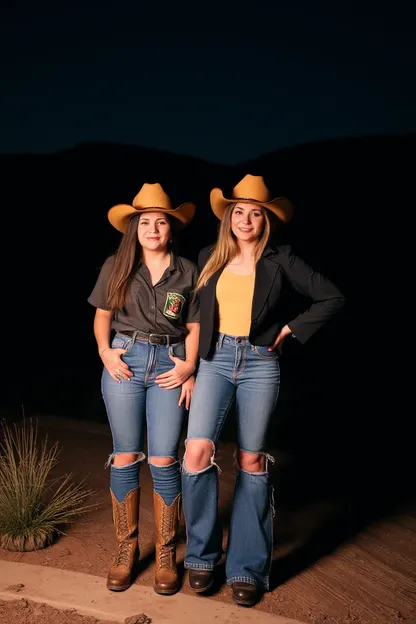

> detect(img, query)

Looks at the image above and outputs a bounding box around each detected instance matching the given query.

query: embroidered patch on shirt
[163,292,185,319]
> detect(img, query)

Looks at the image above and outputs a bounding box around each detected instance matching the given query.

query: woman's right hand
[101,348,133,383]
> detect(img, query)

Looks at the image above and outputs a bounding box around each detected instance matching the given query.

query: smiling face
[137,211,172,252]
[230,202,265,243]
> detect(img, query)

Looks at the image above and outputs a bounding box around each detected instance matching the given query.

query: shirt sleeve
[277,245,346,344]
[87,256,115,311]
[185,264,200,323]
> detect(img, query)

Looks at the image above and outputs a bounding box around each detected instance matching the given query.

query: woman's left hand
[178,375,195,410]
[269,324,292,353]
[155,357,196,390]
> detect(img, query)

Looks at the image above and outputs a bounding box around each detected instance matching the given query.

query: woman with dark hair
[181,174,345,606]
[88,183,200,596]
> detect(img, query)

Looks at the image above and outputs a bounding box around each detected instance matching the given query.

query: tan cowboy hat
[108,183,196,233]
[210,174,294,223]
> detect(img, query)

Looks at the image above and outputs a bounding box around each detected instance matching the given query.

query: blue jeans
[102,332,186,503]
[182,333,280,590]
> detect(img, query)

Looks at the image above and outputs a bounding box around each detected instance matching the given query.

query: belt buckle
[148,333,161,345]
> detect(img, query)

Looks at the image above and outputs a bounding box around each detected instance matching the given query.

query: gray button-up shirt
[88,254,200,338]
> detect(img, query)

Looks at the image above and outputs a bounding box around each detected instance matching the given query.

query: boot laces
[116,504,132,567]
[117,541,132,567]
[159,506,174,568]
[161,505,173,538]
[159,543,175,567]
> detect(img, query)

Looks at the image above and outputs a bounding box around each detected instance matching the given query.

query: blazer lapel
[251,253,280,321]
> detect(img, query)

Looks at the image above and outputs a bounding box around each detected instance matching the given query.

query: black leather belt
[120,330,183,346]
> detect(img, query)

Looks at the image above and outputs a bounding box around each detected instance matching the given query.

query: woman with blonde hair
[181,175,345,606]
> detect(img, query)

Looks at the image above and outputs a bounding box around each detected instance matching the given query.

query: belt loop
[132,330,138,343]
[166,335,170,348]
[218,333,225,348]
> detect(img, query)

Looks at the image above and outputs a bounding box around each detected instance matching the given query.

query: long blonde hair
[196,203,272,292]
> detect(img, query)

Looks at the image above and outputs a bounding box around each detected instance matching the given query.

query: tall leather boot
[153,491,182,595]
[106,488,140,591]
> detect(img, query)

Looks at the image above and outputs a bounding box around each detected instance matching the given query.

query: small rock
[20,599,28,608]
[6,583,25,592]
[59,548,72,556]
[124,614,152,624]
[63,608,77,614]
[33,604,46,616]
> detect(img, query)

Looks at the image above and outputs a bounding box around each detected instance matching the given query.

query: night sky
[1,1,415,164]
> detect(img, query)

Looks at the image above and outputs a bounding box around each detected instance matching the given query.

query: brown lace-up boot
[106,488,140,591]
[153,491,182,595]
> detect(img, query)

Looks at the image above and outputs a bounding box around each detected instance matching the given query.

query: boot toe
[189,570,214,593]
[154,579,179,595]
[106,574,132,592]
[231,581,260,606]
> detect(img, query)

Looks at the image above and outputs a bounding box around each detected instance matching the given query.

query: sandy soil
[0,416,415,624]
[0,598,122,624]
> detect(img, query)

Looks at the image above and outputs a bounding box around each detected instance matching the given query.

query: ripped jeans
[182,333,280,590]
[102,332,186,503]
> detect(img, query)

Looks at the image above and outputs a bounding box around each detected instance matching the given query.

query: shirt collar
[137,252,180,273]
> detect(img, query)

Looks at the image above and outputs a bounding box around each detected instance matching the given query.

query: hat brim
[210,188,294,223]
[107,203,196,233]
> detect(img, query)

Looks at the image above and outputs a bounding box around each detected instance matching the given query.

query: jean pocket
[168,341,186,360]
[111,334,133,352]
[253,345,280,360]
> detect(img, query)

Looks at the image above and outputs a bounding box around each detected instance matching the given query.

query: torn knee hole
[105,451,145,468]
[148,457,177,467]
[183,439,221,473]
[236,451,275,473]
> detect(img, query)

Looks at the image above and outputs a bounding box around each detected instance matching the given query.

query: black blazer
[197,244,346,359]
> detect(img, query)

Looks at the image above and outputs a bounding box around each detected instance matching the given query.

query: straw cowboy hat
[108,183,196,233]
[210,174,294,223]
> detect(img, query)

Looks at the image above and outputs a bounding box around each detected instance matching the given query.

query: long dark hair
[106,213,177,310]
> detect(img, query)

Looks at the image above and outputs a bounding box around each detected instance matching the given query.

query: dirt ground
[1,415,415,624]
[0,598,121,624]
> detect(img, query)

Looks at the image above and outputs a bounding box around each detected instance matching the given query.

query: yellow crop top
[216,268,255,336]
